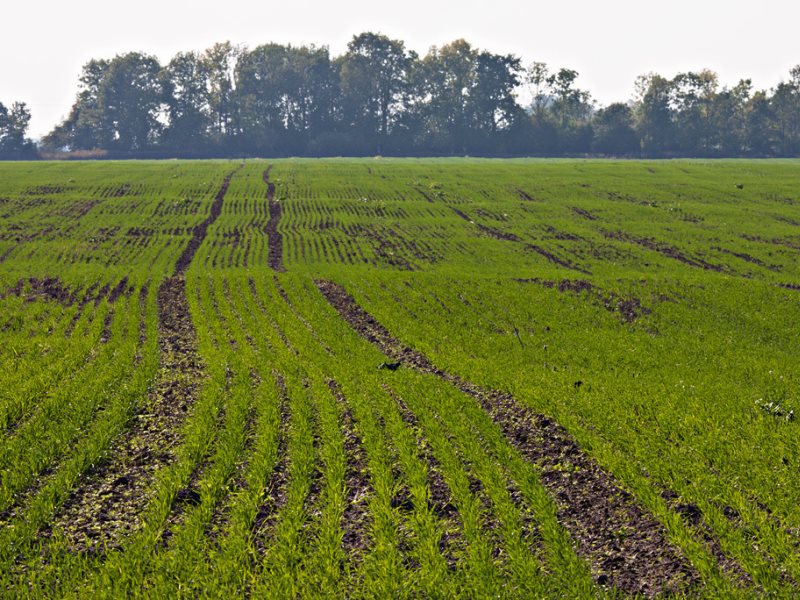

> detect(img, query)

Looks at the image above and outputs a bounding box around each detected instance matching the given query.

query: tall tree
[547,68,592,129]
[709,79,751,155]
[417,39,478,152]
[670,69,719,155]
[0,102,36,158]
[634,73,675,156]
[340,32,416,152]
[42,59,111,151]
[472,51,522,135]
[100,53,164,151]
[161,51,211,149]
[745,90,775,155]
[202,42,242,145]
[237,44,338,154]
[592,103,638,155]
[771,66,800,156]
[525,61,551,121]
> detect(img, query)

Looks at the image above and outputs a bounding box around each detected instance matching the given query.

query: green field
[1,159,799,598]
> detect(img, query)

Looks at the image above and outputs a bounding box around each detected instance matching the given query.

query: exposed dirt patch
[326,380,373,560]
[450,207,470,222]
[543,225,582,242]
[2,276,77,305]
[741,234,800,252]
[384,386,466,568]
[253,374,291,554]
[513,278,651,323]
[713,247,781,272]
[571,207,598,221]
[106,184,138,198]
[350,225,415,270]
[174,165,242,276]
[525,245,590,274]
[23,185,71,196]
[51,275,205,553]
[315,279,699,597]
[517,189,537,202]
[603,230,724,272]
[659,489,751,585]
[263,167,285,272]
[46,169,241,552]
[57,200,99,220]
[477,224,520,242]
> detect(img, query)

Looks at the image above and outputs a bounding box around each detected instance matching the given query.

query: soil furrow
[49,169,240,553]
[174,165,243,276]
[659,488,752,585]
[263,167,285,272]
[383,386,467,569]
[325,379,373,562]
[52,275,204,553]
[315,279,699,597]
[253,374,291,554]
[207,371,260,542]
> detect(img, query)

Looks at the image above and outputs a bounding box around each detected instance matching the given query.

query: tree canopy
[6,32,800,158]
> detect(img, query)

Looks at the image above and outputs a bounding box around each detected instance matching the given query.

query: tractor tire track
[174,165,243,276]
[326,379,373,562]
[263,167,285,272]
[51,168,240,553]
[315,279,700,597]
[382,385,466,568]
[253,375,291,554]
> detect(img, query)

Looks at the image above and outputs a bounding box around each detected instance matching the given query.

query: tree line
[2,33,800,159]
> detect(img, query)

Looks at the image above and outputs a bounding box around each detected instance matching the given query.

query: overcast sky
[2,0,798,137]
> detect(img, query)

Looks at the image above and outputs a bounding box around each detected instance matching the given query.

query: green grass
[1,158,799,597]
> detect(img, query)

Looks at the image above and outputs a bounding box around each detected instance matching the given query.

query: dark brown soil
[326,380,373,559]
[477,224,520,242]
[571,207,598,221]
[349,224,415,270]
[45,167,242,551]
[525,245,590,274]
[383,386,466,567]
[742,234,800,252]
[659,489,752,584]
[253,374,291,553]
[51,275,205,553]
[174,166,242,276]
[513,278,651,323]
[315,279,699,597]
[451,207,470,221]
[2,277,77,305]
[263,167,285,272]
[603,230,724,272]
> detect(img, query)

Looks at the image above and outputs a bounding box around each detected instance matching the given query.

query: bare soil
[315,279,699,597]
[524,245,590,274]
[174,166,242,276]
[253,374,290,553]
[52,275,205,553]
[514,278,652,323]
[326,380,373,559]
[49,167,240,552]
[263,167,285,272]
[603,230,724,272]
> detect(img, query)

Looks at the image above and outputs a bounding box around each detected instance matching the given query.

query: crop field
[1,158,799,598]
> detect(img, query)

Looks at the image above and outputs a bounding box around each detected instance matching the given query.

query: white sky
[2,0,799,137]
